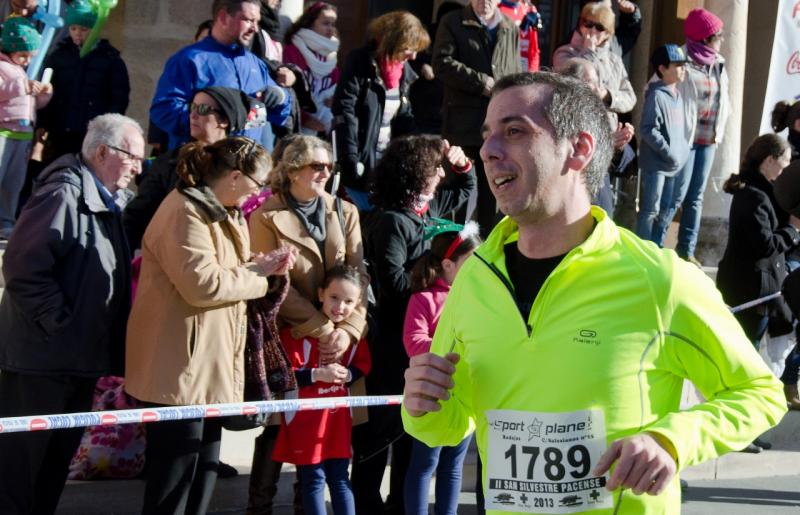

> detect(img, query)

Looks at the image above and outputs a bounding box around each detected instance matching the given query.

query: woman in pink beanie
[653,7,730,267]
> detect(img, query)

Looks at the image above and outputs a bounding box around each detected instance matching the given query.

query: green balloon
[80,0,118,58]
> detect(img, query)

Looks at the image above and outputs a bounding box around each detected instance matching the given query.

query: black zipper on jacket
[474,253,532,337]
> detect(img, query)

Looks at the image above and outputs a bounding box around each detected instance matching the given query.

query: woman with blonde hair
[125,136,297,515]
[331,10,430,210]
[247,134,367,513]
[553,2,636,114]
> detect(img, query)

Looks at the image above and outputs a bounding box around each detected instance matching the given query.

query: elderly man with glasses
[0,113,145,515]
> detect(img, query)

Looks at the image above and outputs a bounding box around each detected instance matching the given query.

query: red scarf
[380,57,404,89]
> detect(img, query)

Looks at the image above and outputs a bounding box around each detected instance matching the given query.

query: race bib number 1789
[485,409,612,513]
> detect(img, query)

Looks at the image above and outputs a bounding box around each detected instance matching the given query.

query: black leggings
[141,415,222,515]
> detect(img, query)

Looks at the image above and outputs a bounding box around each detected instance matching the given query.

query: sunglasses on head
[581,19,607,32]
[189,102,220,116]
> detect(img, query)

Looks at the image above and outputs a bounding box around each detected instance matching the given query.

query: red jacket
[272,328,371,465]
[498,1,540,71]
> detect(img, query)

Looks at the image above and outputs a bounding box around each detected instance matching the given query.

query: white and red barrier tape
[0,395,403,434]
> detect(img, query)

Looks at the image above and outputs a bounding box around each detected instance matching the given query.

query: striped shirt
[376,87,401,161]
[688,61,721,146]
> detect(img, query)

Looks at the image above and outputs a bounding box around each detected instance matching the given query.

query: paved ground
[53,418,800,515]
[55,470,800,514]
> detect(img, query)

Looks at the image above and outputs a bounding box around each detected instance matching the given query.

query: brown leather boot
[785,383,800,410]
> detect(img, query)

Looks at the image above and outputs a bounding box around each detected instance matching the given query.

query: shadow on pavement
[683,487,800,507]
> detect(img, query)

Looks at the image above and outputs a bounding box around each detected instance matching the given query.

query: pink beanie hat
[684,8,723,41]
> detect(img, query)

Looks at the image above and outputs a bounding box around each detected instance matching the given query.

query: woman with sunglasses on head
[653,8,731,267]
[553,3,636,115]
[123,86,260,253]
[124,137,297,515]
[247,134,368,513]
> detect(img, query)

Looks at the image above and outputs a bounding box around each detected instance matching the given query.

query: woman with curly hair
[331,10,430,210]
[352,134,474,514]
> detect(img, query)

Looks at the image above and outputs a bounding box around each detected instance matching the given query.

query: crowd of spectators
[0,1,799,515]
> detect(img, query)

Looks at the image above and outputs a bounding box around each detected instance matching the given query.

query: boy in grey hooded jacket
[637,44,692,243]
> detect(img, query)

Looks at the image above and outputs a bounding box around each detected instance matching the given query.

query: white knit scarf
[292,28,339,79]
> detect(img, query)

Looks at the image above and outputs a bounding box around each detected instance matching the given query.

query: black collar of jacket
[742,168,774,195]
[459,4,514,30]
[178,184,233,223]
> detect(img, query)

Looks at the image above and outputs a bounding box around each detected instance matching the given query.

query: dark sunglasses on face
[189,102,220,116]
[308,162,333,173]
[581,19,607,32]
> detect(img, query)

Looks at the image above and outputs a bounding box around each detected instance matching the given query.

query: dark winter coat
[38,38,130,142]
[122,148,179,252]
[433,6,521,147]
[331,44,417,191]
[0,154,132,376]
[717,170,799,334]
[355,165,475,459]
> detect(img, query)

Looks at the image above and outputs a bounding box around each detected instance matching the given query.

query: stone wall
[110,0,210,137]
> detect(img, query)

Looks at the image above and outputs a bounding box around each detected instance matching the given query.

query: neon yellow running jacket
[402,207,787,514]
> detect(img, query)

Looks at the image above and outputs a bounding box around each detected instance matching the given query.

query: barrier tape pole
[729,292,783,314]
[0,395,403,435]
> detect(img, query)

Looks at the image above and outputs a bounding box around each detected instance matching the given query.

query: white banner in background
[760,0,800,135]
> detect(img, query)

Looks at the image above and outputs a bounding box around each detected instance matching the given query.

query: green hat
[2,17,41,53]
[66,0,98,29]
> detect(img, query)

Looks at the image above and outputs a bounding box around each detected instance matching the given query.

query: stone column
[695,0,749,264]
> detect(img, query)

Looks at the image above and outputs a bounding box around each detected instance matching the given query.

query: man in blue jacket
[150,0,291,150]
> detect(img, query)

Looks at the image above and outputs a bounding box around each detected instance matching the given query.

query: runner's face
[480,85,572,226]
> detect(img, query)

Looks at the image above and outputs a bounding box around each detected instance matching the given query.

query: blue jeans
[636,169,677,244]
[404,435,471,515]
[782,344,800,384]
[658,144,716,257]
[298,458,355,515]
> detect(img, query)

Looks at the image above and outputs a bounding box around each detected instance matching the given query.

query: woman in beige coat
[125,137,297,515]
[247,134,367,513]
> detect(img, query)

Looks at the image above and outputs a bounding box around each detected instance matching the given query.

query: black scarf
[260,1,281,39]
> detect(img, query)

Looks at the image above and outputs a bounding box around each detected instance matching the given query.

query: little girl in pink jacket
[402,219,480,515]
[0,16,52,239]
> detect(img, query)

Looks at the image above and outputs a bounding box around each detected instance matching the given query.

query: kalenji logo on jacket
[573,329,600,346]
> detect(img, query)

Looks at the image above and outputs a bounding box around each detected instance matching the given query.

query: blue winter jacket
[150,36,291,149]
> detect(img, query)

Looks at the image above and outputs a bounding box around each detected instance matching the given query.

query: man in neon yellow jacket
[402,72,787,514]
